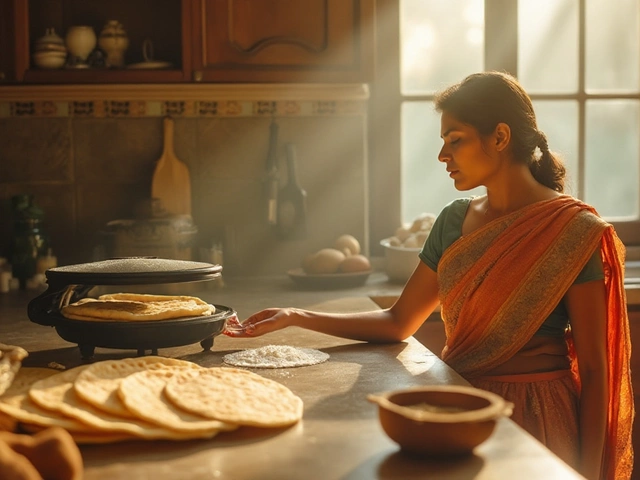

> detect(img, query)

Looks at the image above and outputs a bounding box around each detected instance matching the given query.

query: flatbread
[61,296,215,322]
[73,356,200,418]
[0,368,98,433]
[99,293,211,305]
[118,368,237,433]
[28,366,222,440]
[61,292,215,322]
[164,367,304,428]
[18,422,137,444]
[0,343,28,396]
[223,345,329,368]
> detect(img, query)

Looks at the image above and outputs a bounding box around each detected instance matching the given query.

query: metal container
[101,215,198,261]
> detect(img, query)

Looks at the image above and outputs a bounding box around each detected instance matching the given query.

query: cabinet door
[0,0,27,82]
[191,0,374,83]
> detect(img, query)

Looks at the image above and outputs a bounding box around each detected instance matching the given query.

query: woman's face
[438,111,498,191]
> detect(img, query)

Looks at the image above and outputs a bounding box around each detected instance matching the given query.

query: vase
[65,26,96,67]
[98,20,129,68]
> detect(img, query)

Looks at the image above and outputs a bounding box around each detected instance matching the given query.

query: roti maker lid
[45,257,222,286]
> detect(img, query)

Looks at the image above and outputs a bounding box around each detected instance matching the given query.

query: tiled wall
[0,98,368,276]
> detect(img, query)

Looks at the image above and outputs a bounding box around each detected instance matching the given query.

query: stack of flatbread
[0,343,28,397]
[0,356,303,444]
[61,293,216,322]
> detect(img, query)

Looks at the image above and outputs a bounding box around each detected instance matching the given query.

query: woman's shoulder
[440,196,474,214]
[433,197,474,230]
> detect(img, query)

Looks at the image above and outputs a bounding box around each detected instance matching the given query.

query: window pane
[518,0,578,93]
[401,101,484,223]
[585,100,640,219]
[532,100,579,195]
[400,0,484,95]
[586,0,640,93]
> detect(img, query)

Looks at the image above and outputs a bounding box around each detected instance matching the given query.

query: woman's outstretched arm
[225,262,440,343]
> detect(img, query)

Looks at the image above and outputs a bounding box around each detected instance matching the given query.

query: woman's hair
[434,71,566,193]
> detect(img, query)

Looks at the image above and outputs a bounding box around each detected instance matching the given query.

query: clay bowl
[368,385,513,457]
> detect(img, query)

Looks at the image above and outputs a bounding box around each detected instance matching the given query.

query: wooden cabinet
[0,0,19,82]
[190,0,374,83]
[2,0,374,84]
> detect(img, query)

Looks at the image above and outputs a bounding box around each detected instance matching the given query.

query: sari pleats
[470,371,580,469]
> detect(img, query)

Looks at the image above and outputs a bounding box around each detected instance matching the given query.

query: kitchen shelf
[22,68,186,84]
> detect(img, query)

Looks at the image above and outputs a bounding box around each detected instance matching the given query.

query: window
[370,0,640,247]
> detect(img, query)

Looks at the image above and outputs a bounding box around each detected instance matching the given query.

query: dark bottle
[277,143,307,240]
[264,119,280,226]
[10,194,49,289]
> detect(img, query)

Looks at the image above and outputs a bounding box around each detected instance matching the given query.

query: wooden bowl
[368,385,513,457]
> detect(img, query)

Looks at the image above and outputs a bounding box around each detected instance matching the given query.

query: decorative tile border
[0,99,365,118]
[0,84,369,118]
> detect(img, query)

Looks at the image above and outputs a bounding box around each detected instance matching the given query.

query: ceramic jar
[33,28,67,69]
[98,21,129,68]
[65,26,96,66]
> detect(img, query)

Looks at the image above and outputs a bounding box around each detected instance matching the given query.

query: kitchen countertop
[0,274,584,480]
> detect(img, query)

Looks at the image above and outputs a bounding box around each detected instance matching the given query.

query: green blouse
[419,198,604,337]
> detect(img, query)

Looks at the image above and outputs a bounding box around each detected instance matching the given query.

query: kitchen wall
[0,86,369,276]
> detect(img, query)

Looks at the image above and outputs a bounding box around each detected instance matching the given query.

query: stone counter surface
[0,274,583,480]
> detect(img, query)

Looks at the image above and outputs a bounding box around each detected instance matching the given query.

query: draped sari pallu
[437,196,633,480]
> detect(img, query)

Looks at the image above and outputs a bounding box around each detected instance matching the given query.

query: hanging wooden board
[151,116,192,217]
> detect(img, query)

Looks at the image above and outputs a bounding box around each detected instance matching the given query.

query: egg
[303,248,346,274]
[339,254,371,273]
[334,234,361,256]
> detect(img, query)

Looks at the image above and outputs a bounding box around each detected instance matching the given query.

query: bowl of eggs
[368,385,513,457]
[381,213,435,283]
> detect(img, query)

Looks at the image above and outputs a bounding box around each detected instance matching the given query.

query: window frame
[369,0,640,254]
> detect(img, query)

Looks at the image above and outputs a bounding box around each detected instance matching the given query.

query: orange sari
[437,196,633,480]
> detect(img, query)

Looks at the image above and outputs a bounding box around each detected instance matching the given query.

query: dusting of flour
[223,345,329,368]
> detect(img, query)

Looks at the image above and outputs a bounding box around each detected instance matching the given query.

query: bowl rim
[379,238,421,252]
[368,384,513,423]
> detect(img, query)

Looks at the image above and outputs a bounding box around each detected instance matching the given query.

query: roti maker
[27,257,234,360]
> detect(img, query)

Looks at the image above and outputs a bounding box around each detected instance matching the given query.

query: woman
[225,72,633,480]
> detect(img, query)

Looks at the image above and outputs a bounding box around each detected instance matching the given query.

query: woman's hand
[223,308,298,337]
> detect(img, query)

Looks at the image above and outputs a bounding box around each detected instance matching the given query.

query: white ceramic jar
[65,26,97,65]
[98,20,129,68]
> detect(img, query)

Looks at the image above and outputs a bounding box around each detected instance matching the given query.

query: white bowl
[380,238,421,284]
[32,52,67,69]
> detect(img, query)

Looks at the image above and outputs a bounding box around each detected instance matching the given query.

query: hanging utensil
[151,116,192,217]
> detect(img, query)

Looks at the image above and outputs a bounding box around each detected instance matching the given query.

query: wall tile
[195,117,268,180]
[0,118,72,183]
[75,182,151,262]
[73,118,161,184]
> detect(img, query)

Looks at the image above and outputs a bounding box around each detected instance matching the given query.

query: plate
[127,61,173,69]
[287,268,372,289]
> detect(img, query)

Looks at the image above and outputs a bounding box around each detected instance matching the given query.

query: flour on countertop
[223,345,329,368]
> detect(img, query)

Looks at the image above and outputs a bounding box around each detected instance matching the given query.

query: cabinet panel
[192,0,374,82]
[0,0,23,82]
